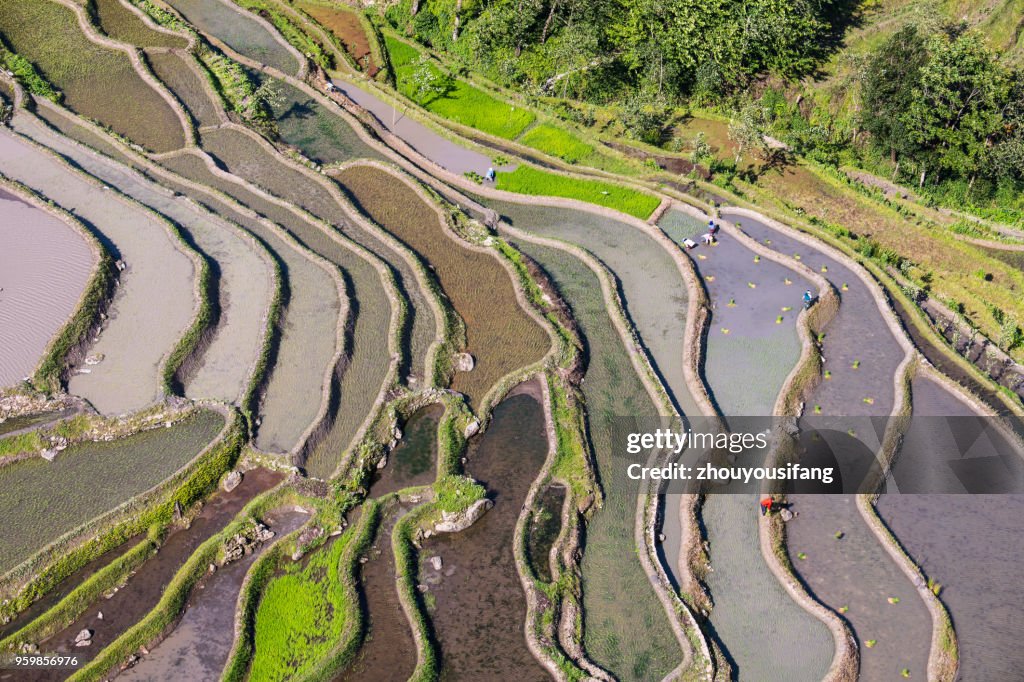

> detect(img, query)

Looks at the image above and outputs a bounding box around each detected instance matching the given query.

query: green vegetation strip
[383,34,534,140]
[495,165,660,220]
[65,485,292,682]
[518,123,593,164]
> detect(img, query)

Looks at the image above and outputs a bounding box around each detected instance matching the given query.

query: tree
[902,29,1011,186]
[728,101,770,164]
[860,25,928,168]
[689,131,714,166]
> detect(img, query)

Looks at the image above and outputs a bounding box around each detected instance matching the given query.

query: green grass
[495,166,660,220]
[519,123,593,163]
[384,34,534,139]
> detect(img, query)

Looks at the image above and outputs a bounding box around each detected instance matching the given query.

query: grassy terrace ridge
[0,0,185,153]
[383,33,534,140]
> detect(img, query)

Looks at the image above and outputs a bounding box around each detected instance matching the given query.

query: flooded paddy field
[147,51,223,128]
[526,484,565,583]
[658,208,835,680]
[296,0,378,74]
[337,165,550,408]
[0,189,94,389]
[509,240,681,680]
[13,113,275,405]
[878,374,1024,679]
[0,410,224,576]
[0,127,196,415]
[165,0,301,75]
[0,535,145,641]
[720,209,932,679]
[269,80,383,165]
[339,501,415,682]
[154,151,345,456]
[119,507,307,682]
[488,198,699,417]
[18,467,283,682]
[197,128,398,475]
[420,390,548,680]
[370,405,441,497]
[0,0,185,153]
[93,0,187,48]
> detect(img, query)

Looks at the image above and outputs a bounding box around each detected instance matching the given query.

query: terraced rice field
[193,130,396,474]
[0,410,224,575]
[0,0,186,152]
[147,51,223,127]
[658,207,835,680]
[0,188,94,389]
[14,114,275,405]
[879,374,1024,679]
[486,197,700,417]
[337,165,550,408]
[24,468,283,682]
[0,125,196,415]
[119,508,308,682]
[295,0,378,73]
[165,0,301,75]
[269,79,382,164]
[723,209,932,680]
[153,150,345,455]
[93,0,188,48]
[527,483,566,582]
[420,390,548,679]
[509,239,681,681]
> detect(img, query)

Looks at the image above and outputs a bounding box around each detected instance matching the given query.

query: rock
[97,611,103,620]
[40,449,57,462]
[454,353,475,372]
[75,639,92,647]
[140,645,149,656]
[222,470,242,492]
[657,533,666,543]
[429,555,443,571]
[434,498,493,533]
[780,508,794,522]
[84,354,104,366]
[463,419,480,439]
[377,454,389,470]
[75,629,92,644]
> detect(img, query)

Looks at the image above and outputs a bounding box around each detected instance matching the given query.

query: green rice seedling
[494,166,660,220]
[865,639,877,648]
[814,405,822,414]
[754,254,760,263]
[384,35,533,139]
[834,531,844,539]
[852,359,861,369]
[824,370,832,379]
[839,606,849,614]
[901,668,911,677]
[518,123,593,164]
[797,552,808,560]
[776,315,784,324]
[888,596,901,604]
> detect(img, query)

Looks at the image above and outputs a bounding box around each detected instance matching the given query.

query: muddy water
[22,468,283,682]
[338,501,415,682]
[119,508,307,681]
[526,484,565,583]
[0,189,94,389]
[878,374,1024,679]
[420,391,548,680]
[370,405,440,497]
[719,209,934,679]
[0,536,144,642]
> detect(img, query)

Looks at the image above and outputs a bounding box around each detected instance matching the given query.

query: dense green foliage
[385,34,534,138]
[384,0,857,101]
[495,165,660,218]
[861,24,1023,188]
